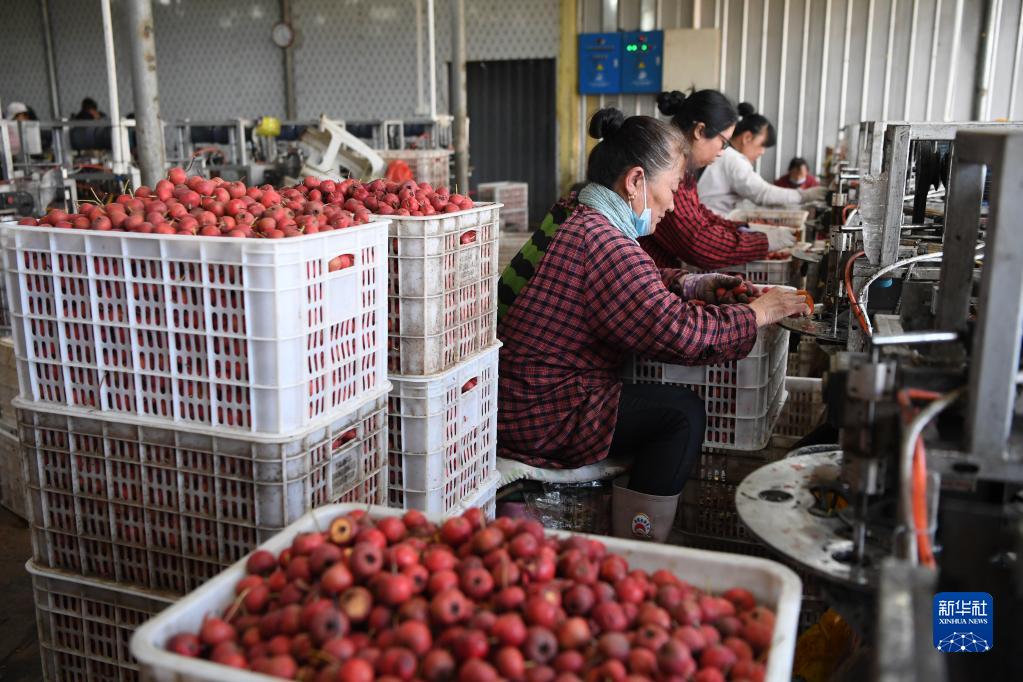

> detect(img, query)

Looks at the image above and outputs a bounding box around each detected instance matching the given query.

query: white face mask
[632,176,652,237]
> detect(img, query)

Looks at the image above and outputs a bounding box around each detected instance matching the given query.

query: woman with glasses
[697,103,828,217]
[643,90,798,266]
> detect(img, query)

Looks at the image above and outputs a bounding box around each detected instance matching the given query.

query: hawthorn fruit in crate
[19,391,388,595]
[3,172,388,436]
[386,345,499,514]
[130,504,803,682]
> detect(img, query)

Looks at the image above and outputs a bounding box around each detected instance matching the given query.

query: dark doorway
[463,58,556,227]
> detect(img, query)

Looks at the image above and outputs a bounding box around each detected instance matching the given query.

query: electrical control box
[620,30,663,94]
[578,32,622,94]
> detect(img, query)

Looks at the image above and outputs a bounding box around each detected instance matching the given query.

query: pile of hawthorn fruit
[16,168,474,242]
[164,508,776,681]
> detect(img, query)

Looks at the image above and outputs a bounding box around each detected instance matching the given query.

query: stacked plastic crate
[0,336,22,519]
[385,203,502,518]
[477,182,528,231]
[681,208,811,287]
[1,218,391,681]
[377,149,453,189]
[623,323,789,538]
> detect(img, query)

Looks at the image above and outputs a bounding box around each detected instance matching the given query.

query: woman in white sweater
[698,103,827,217]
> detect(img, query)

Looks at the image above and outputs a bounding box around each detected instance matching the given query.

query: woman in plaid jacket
[497,109,809,542]
[643,90,797,267]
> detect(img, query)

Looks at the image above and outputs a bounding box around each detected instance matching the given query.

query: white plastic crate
[718,258,797,286]
[727,208,809,237]
[387,344,498,514]
[0,424,25,520]
[20,388,388,595]
[377,149,452,188]
[681,258,796,286]
[706,375,788,451]
[454,470,500,520]
[500,208,529,230]
[130,503,801,682]
[387,204,500,375]
[0,264,9,334]
[477,182,527,209]
[1,220,388,436]
[625,325,789,416]
[774,377,824,444]
[28,560,176,682]
[477,182,528,229]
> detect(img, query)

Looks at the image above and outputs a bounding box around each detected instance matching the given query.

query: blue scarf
[578,183,641,242]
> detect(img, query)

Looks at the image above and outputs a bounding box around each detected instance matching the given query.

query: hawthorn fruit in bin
[18,168,475,240]
[162,507,777,681]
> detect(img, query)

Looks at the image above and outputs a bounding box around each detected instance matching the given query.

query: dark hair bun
[737,102,757,117]
[588,108,626,140]
[656,90,687,116]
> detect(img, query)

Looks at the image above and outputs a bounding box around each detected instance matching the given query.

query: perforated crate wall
[21,391,387,594]
[387,205,500,375]
[626,325,789,449]
[377,150,452,188]
[775,377,824,445]
[477,182,528,230]
[2,221,388,436]
[29,561,175,682]
[387,345,498,514]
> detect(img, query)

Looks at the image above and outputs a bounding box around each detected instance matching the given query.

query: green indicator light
[641,44,648,51]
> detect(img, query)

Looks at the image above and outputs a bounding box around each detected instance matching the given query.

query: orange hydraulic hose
[844,251,871,334]
[896,389,941,568]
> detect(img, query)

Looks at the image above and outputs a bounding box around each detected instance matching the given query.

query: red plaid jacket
[497,205,759,469]
[640,175,769,269]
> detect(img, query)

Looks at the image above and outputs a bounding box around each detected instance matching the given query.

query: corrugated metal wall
[466,59,557,220]
[576,0,1023,180]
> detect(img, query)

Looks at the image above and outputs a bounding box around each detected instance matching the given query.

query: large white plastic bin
[387,204,500,375]
[1,220,388,436]
[130,503,802,682]
[387,344,498,514]
[20,388,388,595]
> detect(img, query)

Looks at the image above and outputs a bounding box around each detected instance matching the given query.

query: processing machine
[738,128,1023,681]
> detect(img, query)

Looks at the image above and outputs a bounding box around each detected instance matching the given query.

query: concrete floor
[0,508,41,681]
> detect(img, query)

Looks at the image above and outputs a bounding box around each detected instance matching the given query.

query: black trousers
[608,383,705,497]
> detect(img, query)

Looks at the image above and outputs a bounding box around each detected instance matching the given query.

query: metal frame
[868,122,1023,266]
[938,130,1023,467]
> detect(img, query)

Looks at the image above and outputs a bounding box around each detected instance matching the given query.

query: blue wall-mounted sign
[620,30,663,94]
[578,33,622,94]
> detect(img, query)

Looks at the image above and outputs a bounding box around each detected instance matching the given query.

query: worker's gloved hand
[678,272,744,304]
[747,224,796,252]
[799,186,829,204]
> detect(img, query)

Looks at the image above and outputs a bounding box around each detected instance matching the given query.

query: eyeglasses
[717,133,732,150]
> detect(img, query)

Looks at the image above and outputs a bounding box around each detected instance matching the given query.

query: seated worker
[698,103,827,217]
[497,108,810,542]
[500,90,796,299]
[645,90,798,268]
[775,157,820,189]
[73,97,106,120]
[4,102,31,157]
